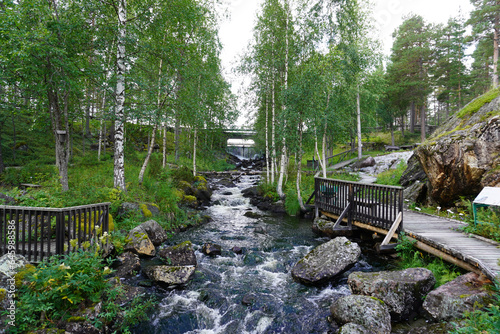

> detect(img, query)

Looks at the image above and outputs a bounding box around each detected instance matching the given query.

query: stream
[133,171,392,334]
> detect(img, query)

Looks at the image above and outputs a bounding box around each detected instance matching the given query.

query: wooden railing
[315,177,403,232]
[0,203,110,262]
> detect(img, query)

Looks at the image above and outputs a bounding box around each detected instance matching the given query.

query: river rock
[242,186,259,198]
[405,322,457,334]
[338,323,371,334]
[114,251,141,277]
[291,237,361,285]
[312,217,353,237]
[330,295,391,334]
[202,243,222,256]
[144,265,196,286]
[158,241,197,266]
[125,228,156,256]
[411,93,500,205]
[133,220,168,246]
[244,211,261,219]
[359,156,376,168]
[348,268,436,321]
[422,272,493,321]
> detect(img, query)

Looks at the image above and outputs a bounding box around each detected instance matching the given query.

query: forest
[0,0,498,209]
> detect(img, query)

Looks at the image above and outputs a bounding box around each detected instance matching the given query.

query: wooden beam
[333,203,351,230]
[407,236,482,276]
[381,212,402,246]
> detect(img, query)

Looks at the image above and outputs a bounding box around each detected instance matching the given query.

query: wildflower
[103,266,112,275]
[59,263,71,270]
[415,207,421,211]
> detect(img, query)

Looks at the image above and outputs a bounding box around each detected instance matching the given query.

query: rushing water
[134,173,388,334]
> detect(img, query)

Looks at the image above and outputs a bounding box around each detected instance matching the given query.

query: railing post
[56,210,64,255]
[348,184,354,228]
[399,188,404,231]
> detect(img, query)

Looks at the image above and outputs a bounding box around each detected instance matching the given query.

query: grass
[375,159,407,186]
[457,88,500,119]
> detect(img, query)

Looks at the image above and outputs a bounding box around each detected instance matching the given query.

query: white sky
[218,0,475,126]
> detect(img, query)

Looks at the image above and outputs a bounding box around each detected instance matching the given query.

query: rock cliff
[407,89,500,205]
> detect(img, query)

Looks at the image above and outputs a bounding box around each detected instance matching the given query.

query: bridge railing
[0,203,110,262]
[315,177,403,232]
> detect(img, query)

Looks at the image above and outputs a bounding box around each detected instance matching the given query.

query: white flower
[59,263,71,270]
[415,207,421,211]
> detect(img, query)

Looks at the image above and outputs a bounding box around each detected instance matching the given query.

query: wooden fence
[315,177,403,233]
[0,203,110,262]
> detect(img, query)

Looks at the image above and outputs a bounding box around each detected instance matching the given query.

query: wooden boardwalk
[402,210,500,280]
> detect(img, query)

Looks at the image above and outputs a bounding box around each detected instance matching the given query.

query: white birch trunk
[138,125,157,184]
[493,17,499,87]
[271,82,276,184]
[114,0,127,192]
[296,126,306,211]
[265,86,270,183]
[356,85,362,160]
[277,0,289,199]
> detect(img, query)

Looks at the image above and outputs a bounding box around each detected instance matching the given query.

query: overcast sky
[218,0,475,125]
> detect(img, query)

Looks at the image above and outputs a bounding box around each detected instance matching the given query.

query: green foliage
[457,88,500,119]
[451,282,500,333]
[8,250,152,332]
[1,163,58,187]
[396,232,462,288]
[375,159,407,186]
[284,189,300,216]
[461,204,500,242]
[258,180,279,202]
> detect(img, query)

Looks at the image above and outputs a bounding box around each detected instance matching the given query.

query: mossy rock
[182,195,198,208]
[140,204,153,218]
[14,264,36,288]
[178,181,194,196]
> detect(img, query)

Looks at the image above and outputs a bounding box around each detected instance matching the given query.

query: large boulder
[125,228,156,256]
[291,237,361,285]
[330,295,391,334]
[113,252,141,277]
[422,272,493,321]
[411,92,500,205]
[133,220,168,246]
[158,241,197,266]
[144,265,196,286]
[0,254,29,277]
[348,268,436,321]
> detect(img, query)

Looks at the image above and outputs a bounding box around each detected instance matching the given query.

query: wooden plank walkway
[403,210,500,279]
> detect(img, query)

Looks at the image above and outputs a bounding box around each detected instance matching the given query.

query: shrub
[285,189,300,216]
[396,232,462,288]
[8,249,153,333]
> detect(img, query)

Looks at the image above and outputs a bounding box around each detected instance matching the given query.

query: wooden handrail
[1,203,110,262]
[315,177,403,233]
